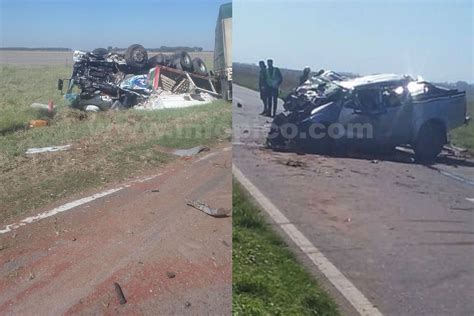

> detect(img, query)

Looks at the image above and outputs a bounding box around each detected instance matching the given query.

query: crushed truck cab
[268,72,468,163]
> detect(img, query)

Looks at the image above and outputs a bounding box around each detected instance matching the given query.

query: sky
[0,0,228,51]
[234,0,474,83]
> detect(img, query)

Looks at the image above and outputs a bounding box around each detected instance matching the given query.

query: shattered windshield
[305,76,342,96]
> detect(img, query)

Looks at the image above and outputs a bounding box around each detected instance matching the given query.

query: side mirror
[57,79,63,91]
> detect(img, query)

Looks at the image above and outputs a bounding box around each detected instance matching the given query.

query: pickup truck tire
[125,44,148,70]
[192,57,208,76]
[414,122,445,164]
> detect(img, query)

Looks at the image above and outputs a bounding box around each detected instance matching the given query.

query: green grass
[0,65,70,133]
[0,64,231,222]
[450,100,474,154]
[233,182,340,316]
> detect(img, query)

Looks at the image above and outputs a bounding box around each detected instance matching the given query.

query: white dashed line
[233,164,383,316]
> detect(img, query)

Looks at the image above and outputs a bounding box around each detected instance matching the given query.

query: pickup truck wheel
[125,44,148,70]
[192,57,208,76]
[414,122,445,164]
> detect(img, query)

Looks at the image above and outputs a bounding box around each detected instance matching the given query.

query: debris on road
[173,146,210,157]
[114,282,127,305]
[237,102,242,108]
[25,144,72,155]
[186,199,230,217]
[166,271,176,278]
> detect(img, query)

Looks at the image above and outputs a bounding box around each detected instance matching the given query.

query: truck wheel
[125,44,148,70]
[414,122,445,164]
[172,51,192,71]
[192,57,208,76]
[147,53,166,67]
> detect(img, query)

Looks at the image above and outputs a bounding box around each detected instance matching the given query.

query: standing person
[299,66,311,85]
[265,59,282,117]
[258,60,268,115]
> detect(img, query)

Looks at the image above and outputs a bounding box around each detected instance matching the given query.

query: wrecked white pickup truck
[267,72,469,163]
[58,44,219,111]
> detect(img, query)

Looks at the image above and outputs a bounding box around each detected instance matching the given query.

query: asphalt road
[0,145,231,315]
[233,84,474,316]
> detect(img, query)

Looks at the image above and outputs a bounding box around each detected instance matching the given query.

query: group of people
[258,60,318,117]
[258,59,282,117]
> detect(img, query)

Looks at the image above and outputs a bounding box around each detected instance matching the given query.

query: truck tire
[172,51,192,71]
[125,44,148,70]
[192,57,208,76]
[414,122,445,164]
[147,53,166,67]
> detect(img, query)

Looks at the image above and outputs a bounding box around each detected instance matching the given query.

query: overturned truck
[58,44,220,111]
[267,71,469,163]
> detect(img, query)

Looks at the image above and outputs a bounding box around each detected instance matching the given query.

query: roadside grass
[0,65,70,133]
[232,182,340,315]
[450,100,474,154]
[0,65,231,222]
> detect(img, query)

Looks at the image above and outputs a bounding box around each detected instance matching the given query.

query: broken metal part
[114,282,127,305]
[185,199,230,217]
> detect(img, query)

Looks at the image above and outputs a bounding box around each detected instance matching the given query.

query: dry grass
[0,63,230,223]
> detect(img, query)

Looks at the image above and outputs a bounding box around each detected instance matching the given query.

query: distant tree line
[0,47,71,51]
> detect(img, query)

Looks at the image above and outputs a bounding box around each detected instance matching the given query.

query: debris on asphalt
[151,189,160,193]
[114,282,127,305]
[173,146,210,157]
[185,301,192,308]
[371,160,379,164]
[166,271,176,279]
[25,144,72,155]
[286,159,305,168]
[237,102,242,108]
[186,199,230,217]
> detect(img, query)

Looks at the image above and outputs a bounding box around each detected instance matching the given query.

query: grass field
[233,63,474,154]
[232,182,340,315]
[0,63,230,222]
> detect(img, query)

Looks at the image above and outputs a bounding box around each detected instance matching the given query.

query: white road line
[466,198,474,203]
[1,147,230,235]
[233,164,383,316]
[0,187,123,234]
[0,173,164,235]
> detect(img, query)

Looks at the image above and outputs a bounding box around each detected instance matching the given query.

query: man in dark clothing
[265,59,283,117]
[299,66,311,85]
[258,60,268,115]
